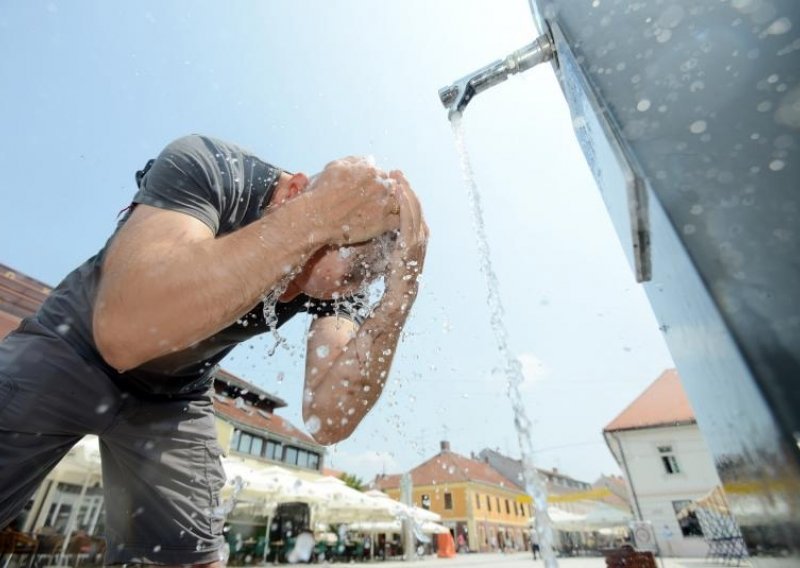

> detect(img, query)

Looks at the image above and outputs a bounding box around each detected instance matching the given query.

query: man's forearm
[94,194,330,371]
[304,286,415,445]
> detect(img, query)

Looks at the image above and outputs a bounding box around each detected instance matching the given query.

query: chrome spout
[438,33,554,119]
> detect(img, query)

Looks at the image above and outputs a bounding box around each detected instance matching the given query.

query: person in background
[0,134,428,567]
[530,528,540,560]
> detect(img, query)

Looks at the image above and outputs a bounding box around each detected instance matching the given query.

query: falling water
[451,113,558,568]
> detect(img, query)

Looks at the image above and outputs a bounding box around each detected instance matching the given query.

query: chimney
[440,441,450,452]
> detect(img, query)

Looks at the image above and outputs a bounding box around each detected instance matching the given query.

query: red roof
[213,394,319,448]
[604,369,696,432]
[374,446,521,492]
[0,263,51,339]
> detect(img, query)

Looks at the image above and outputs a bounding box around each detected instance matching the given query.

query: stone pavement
[361,552,735,568]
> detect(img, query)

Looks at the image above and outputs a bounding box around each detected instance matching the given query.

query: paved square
[368,552,730,568]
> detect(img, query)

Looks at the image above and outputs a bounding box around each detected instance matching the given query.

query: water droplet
[636,99,651,112]
[764,17,792,36]
[95,402,110,414]
[689,120,707,134]
[305,415,321,434]
[153,545,161,553]
[315,345,330,359]
[277,371,284,384]
[656,29,672,43]
[769,159,785,171]
[56,323,70,335]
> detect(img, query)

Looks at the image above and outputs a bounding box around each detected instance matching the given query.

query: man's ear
[286,173,310,199]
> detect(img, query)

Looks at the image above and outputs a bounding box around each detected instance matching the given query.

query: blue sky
[0,1,674,483]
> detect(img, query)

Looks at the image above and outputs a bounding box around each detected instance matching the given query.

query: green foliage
[339,472,365,491]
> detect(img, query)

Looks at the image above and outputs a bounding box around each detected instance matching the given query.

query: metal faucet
[438,33,554,119]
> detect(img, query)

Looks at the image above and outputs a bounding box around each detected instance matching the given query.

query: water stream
[451,114,558,568]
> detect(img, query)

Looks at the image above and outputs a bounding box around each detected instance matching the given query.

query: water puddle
[451,113,558,567]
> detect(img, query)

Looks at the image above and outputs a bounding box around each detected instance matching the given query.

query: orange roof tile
[604,369,696,432]
[213,395,320,448]
[0,263,51,339]
[374,447,522,492]
[322,467,345,479]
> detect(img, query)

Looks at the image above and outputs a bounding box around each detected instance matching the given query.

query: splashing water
[214,474,245,522]
[262,267,301,355]
[451,114,558,568]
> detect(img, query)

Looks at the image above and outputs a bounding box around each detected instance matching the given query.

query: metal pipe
[438,33,554,119]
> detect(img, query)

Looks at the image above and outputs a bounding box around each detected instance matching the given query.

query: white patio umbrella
[347,520,450,535]
[312,478,397,524]
[221,458,325,513]
[581,503,633,530]
[221,459,330,563]
[49,436,103,564]
[535,506,587,532]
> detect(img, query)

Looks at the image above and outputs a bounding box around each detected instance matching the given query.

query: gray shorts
[0,319,227,565]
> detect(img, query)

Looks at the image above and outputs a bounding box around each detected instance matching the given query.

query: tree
[340,472,365,491]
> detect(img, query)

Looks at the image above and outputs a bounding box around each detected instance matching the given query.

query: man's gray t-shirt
[35,135,362,395]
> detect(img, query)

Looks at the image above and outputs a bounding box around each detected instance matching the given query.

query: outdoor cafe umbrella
[221,459,330,563]
[311,478,398,524]
[47,435,103,564]
[535,506,587,532]
[581,502,633,530]
[221,458,326,514]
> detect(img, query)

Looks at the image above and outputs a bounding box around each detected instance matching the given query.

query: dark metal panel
[536,0,800,560]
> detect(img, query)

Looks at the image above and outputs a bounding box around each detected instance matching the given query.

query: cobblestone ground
[288,553,728,568]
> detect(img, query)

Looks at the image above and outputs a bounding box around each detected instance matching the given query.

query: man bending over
[0,134,428,566]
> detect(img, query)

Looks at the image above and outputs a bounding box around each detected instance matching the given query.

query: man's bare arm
[303,173,428,444]
[94,197,324,371]
[94,157,400,372]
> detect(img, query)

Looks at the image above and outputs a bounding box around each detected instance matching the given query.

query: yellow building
[373,441,532,552]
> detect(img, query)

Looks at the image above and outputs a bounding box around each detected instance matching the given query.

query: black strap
[135,158,155,189]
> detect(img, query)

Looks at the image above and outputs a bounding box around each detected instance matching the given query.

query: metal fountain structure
[440,1,799,564]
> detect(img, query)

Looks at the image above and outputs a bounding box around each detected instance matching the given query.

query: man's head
[270,170,395,300]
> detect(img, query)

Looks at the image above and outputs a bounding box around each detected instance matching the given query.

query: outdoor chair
[31,533,64,568]
[1,530,39,568]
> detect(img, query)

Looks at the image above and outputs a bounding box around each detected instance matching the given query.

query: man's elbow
[303,409,357,446]
[93,313,144,372]
[311,428,352,446]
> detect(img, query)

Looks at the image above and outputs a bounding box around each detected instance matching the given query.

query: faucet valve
[438,32,554,119]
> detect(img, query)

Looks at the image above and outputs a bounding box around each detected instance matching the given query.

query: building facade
[212,369,325,473]
[604,369,723,557]
[372,441,532,553]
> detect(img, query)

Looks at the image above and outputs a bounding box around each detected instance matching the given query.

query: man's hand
[383,171,429,310]
[302,157,402,246]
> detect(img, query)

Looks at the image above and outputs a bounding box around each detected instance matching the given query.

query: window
[496,497,500,512]
[284,446,298,465]
[513,502,518,516]
[486,496,492,512]
[444,492,453,510]
[265,440,281,461]
[421,494,431,510]
[505,499,510,514]
[307,453,320,470]
[475,494,481,510]
[230,429,240,450]
[250,437,263,457]
[238,432,252,454]
[658,445,681,474]
[673,500,703,537]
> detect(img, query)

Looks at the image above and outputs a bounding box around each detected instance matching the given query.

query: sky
[0,0,674,484]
